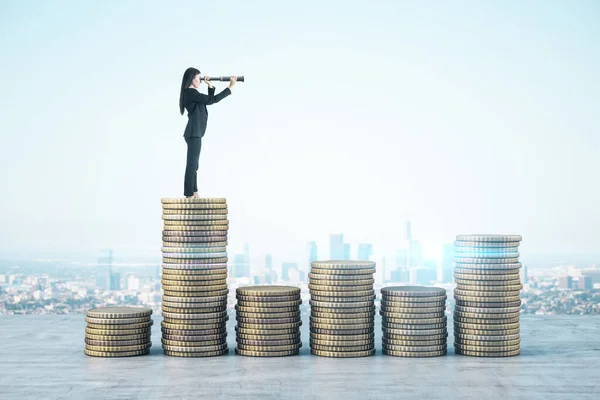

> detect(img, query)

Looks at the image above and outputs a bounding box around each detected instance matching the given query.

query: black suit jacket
[183,87,231,138]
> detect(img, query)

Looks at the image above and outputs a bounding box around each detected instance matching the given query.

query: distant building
[330,234,350,260]
[357,244,373,261]
[579,275,593,290]
[109,272,120,291]
[558,276,573,290]
[440,244,454,283]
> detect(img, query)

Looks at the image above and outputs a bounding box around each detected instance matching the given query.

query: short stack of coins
[309,260,376,358]
[380,286,448,357]
[160,197,229,357]
[453,234,522,357]
[235,285,302,357]
[84,306,153,357]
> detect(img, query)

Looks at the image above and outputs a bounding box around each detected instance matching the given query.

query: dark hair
[179,67,200,115]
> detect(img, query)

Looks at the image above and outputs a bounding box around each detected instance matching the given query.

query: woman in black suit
[179,67,236,198]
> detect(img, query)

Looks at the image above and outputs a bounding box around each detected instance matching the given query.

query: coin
[382,317,447,325]
[312,311,375,319]
[383,349,447,357]
[236,343,302,352]
[310,344,374,352]
[309,299,373,308]
[236,332,301,341]
[85,333,151,341]
[161,263,228,271]
[236,317,301,325]
[308,273,375,281]
[309,284,374,292]
[237,300,302,308]
[164,349,229,357]
[454,343,520,352]
[382,338,446,347]
[84,349,150,357]
[161,339,226,347]
[454,348,520,357]
[163,334,226,342]
[455,278,521,286]
[85,338,150,346]
[381,297,447,305]
[162,202,228,209]
[86,321,153,330]
[456,300,521,308]
[382,327,447,336]
[384,332,448,341]
[85,327,149,336]
[236,294,301,302]
[454,272,520,281]
[235,305,300,314]
[310,267,375,275]
[235,326,299,336]
[310,338,374,347]
[453,295,521,303]
[310,305,375,315]
[85,316,151,325]
[162,344,228,353]
[382,322,446,330]
[311,260,376,270]
[85,343,151,352]
[455,305,521,314]
[455,234,522,242]
[382,344,446,352]
[235,348,299,357]
[163,208,228,215]
[310,294,376,303]
[86,307,152,319]
[236,339,301,346]
[455,333,520,341]
[453,315,520,325]
[161,198,227,204]
[454,267,521,275]
[310,327,373,335]
[455,338,520,347]
[237,285,301,297]
[381,286,446,297]
[309,332,374,342]
[235,311,301,319]
[309,316,373,325]
[309,278,375,286]
[311,348,375,358]
[162,295,228,303]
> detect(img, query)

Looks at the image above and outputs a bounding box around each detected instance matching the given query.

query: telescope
[200,76,245,82]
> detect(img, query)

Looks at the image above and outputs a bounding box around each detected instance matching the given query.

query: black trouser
[184,136,202,196]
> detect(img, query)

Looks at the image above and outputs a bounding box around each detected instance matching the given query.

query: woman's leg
[184,137,202,197]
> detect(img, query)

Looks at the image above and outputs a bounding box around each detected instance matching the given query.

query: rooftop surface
[1,314,599,400]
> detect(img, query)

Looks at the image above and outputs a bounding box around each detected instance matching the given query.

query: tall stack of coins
[84,306,153,357]
[380,286,448,357]
[453,234,522,357]
[235,286,302,357]
[309,260,376,358]
[160,198,229,357]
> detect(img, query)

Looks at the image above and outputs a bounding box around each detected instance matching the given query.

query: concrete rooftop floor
[1,313,599,400]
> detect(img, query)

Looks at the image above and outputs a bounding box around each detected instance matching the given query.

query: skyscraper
[344,244,350,260]
[96,249,113,290]
[330,234,345,260]
[357,244,373,261]
[308,241,318,272]
[441,244,454,283]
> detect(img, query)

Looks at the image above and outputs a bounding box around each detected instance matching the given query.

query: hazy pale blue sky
[0,0,599,264]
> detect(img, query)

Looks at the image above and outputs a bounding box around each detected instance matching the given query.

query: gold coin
[454,267,521,275]
[85,316,151,325]
[84,338,150,346]
[455,305,521,314]
[163,257,228,263]
[236,294,300,303]
[380,297,446,305]
[162,214,228,221]
[161,246,227,253]
[237,300,302,308]
[236,343,302,351]
[310,322,374,330]
[308,273,374,281]
[161,198,227,204]
[86,321,153,330]
[311,348,375,358]
[310,344,374,352]
[310,267,375,276]
[161,339,226,347]
[84,348,149,357]
[162,344,228,352]
[453,288,522,298]
[162,209,228,215]
[162,310,228,320]
[162,317,227,327]
[310,289,375,297]
[382,344,447,352]
[455,278,521,287]
[162,273,227,281]
[455,348,520,357]
[382,316,447,325]
[454,321,520,330]
[85,327,150,336]
[86,306,152,319]
[162,202,228,209]
[236,321,302,330]
[382,338,447,347]
[164,349,229,357]
[85,333,151,341]
[235,348,299,357]
[383,349,446,357]
[236,285,300,297]
[85,343,151,352]
[162,226,229,232]
[161,269,228,277]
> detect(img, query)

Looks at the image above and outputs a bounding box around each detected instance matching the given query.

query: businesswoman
[179,67,236,198]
